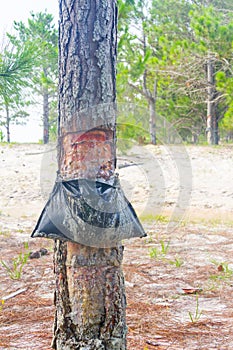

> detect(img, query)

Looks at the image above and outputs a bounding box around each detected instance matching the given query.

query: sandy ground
[0,143,232,228]
[0,143,233,349]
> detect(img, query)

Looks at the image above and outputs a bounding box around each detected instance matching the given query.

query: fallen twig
[146,340,160,347]
[2,288,27,301]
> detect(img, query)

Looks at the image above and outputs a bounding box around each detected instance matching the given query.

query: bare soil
[0,143,233,350]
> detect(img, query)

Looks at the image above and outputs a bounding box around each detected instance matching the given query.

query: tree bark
[52,1,127,349]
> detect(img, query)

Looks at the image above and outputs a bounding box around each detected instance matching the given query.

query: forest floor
[0,143,233,350]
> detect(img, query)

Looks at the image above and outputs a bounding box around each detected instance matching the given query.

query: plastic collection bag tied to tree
[32,170,146,248]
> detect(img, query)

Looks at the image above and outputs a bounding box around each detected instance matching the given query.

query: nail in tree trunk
[52,1,127,349]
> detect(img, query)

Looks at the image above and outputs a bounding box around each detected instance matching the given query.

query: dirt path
[0,143,233,349]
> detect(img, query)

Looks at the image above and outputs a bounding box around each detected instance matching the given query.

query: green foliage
[188,295,203,323]
[0,104,29,126]
[210,259,233,280]
[116,105,150,151]
[169,255,184,268]
[160,240,170,255]
[0,299,5,313]
[117,121,148,142]
[0,37,35,141]
[149,247,160,259]
[9,11,58,143]
[0,129,4,142]
[1,248,30,280]
[117,0,233,144]
[13,11,58,74]
[0,39,35,99]
[0,11,58,143]
[140,213,169,223]
[190,5,233,54]
[149,240,170,259]
[216,72,233,134]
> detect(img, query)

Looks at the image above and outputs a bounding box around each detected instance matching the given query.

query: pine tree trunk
[52,1,127,349]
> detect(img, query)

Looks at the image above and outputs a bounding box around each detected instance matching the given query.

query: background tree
[0,97,29,143]
[118,0,158,144]
[117,0,233,144]
[188,4,233,144]
[216,72,233,141]
[10,11,58,144]
[0,38,34,142]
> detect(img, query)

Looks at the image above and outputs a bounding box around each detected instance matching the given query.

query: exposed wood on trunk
[52,1,127,349]
[59,128,115,179]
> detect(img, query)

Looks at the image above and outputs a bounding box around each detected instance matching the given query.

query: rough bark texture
[52,242,126,350]
[52,1,127,349]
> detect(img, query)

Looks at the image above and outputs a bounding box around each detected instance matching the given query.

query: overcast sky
[1,0,59,36]
[1,1,59,142]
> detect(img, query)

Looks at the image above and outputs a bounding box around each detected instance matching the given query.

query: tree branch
[128,81,150,100]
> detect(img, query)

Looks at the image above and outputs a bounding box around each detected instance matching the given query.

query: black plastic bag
[31,178,146,248]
